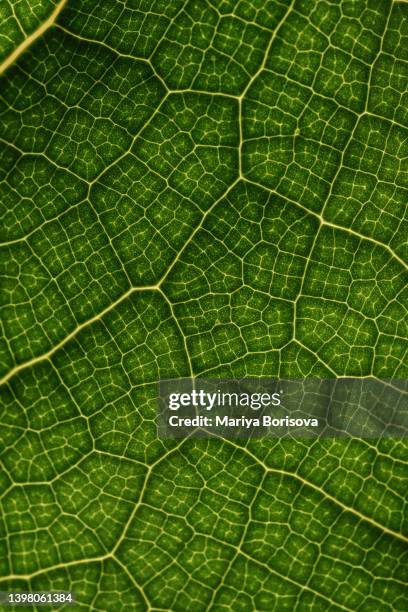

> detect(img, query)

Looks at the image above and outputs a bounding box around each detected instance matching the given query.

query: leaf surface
[0,1,407,610]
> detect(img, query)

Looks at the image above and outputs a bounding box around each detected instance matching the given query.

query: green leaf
[0,1,62,65]
[0,1,407,610]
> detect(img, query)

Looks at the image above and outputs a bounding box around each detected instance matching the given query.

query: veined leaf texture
[0,1,407,610]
